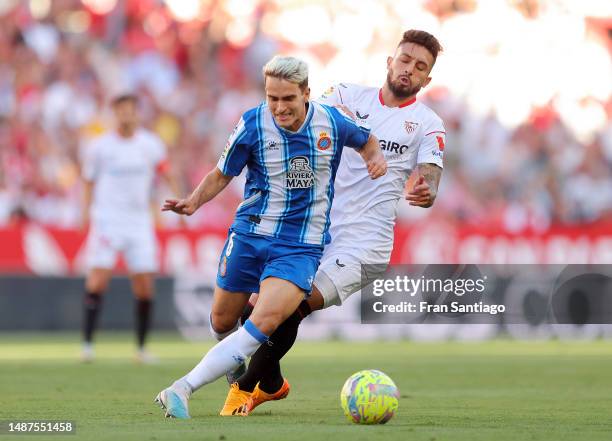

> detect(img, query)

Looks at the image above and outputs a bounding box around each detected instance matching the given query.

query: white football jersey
[316,83,445,263]
[81,129,167,228]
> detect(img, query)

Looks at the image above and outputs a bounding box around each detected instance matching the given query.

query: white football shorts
[314,250,387,308]
[86,223,158,273]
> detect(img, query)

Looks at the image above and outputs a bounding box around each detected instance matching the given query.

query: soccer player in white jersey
[154,56,386,419]
[81,94,180,363]
[222,30,445,415]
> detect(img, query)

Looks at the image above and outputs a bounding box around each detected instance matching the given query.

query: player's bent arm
[356,134,387,179]
[163,168,233,216]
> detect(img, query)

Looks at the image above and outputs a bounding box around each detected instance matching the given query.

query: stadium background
[0,0,611,340]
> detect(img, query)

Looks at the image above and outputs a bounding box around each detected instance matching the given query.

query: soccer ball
[340,369,400,424]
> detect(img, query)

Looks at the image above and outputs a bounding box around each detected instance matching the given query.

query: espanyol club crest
[317,132,332,151]
[286,156,314,189]
[404,121,418,134]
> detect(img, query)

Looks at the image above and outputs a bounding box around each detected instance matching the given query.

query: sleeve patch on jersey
[220,140,231,160]
[156,159,170,175]
[320,85,335,100]
[436,135,445,151]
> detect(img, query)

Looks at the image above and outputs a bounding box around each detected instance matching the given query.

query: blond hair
[262,55,309,89]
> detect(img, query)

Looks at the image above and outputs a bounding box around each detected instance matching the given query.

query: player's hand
[405,176,435,207]
[162,197,198,216]
[334,104,356,121]
[367,153,387,179]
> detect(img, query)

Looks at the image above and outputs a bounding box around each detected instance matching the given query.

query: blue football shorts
[215,229,323,294]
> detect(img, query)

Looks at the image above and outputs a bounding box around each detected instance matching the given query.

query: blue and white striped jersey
[217,101,371,246]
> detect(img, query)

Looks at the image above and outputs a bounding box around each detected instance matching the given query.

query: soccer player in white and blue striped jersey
[154,55,386,419]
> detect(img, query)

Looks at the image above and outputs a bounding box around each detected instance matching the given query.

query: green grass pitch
[1,333,611,441]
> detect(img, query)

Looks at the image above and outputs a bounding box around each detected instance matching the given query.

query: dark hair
[399,30,443,63]
[111,94,139,107]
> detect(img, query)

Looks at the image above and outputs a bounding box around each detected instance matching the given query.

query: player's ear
[423,76,432,88]
[387,56,393,69]
[303,86,311,101]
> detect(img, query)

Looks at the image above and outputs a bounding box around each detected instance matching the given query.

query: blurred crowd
[0,0,610,231]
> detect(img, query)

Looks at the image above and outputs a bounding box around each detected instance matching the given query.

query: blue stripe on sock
[243,319,269,344]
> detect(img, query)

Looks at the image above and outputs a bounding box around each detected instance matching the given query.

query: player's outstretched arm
[405,163,442,208]
[357,134,387,179]
[162,168,233,216]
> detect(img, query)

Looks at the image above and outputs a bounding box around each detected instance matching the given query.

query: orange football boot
[244,378,291,414]
[219,383,251,416]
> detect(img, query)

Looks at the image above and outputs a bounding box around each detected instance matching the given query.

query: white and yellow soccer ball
[340,369,400,424]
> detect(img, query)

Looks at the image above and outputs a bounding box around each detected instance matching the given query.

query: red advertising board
[0,221,610,275]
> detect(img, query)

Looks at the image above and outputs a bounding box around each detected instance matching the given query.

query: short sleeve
[331,107,371,149]
[417,116,445,168]
[80,140,100,182]
[216,116,251,176]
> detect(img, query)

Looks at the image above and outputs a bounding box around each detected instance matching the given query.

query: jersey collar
[378,89,416,108]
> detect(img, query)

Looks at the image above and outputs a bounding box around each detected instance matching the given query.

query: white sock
[184,320,267,391]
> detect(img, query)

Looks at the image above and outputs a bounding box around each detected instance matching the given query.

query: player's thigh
[129,272,155,299]
[252,245,322,334]
[249,277,305,335]
[85,268,114,293]
[210,286,250,333]
[124,228,158,274]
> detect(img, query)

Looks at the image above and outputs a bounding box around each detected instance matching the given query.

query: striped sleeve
[216,116,251,176]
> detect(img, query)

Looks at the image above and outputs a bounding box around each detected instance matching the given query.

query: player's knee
[132,283,153,299]
[249,311,284,336]
[86,277,108,294]
[210,311,239,336]
[131,275,154,298]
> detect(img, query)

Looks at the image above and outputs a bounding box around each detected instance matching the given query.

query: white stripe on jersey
[253,106,287,237]
[302,105,337,245]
